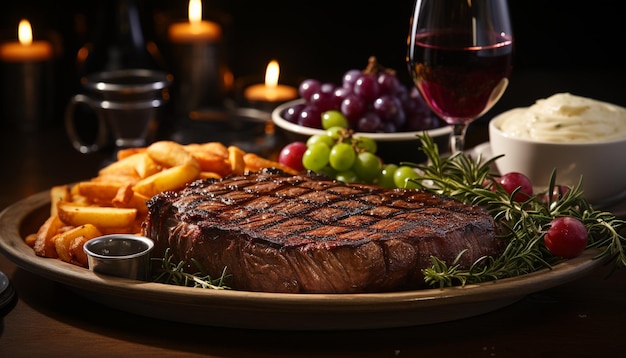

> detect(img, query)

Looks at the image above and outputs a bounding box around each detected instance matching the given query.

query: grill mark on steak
[144,169,502,293]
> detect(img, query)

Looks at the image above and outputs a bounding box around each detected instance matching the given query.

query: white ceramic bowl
[271,100,452,163]
[489,109,626,204]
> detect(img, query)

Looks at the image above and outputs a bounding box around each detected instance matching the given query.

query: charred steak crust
[144,169,501,293]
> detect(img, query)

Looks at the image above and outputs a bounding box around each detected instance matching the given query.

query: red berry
[496,172,533,202]
[544,217,588,259]
[278,142,307,172]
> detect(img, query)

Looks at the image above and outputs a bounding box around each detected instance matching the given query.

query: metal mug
[65,69,172,153]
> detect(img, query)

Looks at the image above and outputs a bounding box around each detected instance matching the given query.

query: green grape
[393,165,420,189]
[354,136,377,154]
[321,110,349,130]
[317,165,337,179]
[302,142,331,171]
[329,142,356,171]
[326,126,346,141]
[306,133,335,148]
[335,170,359,183]
[352,152,381,183]
[377,163,398,188]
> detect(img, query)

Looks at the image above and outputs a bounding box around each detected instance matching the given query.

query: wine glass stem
[450,123,468,154]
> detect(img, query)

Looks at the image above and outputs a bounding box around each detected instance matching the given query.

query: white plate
[0,190,608,330]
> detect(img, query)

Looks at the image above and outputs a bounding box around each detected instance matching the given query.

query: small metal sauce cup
[83,234,154,281]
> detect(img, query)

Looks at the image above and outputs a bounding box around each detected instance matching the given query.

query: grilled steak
[144,169,502,293]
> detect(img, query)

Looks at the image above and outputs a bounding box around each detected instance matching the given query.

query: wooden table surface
[2,69,626,357]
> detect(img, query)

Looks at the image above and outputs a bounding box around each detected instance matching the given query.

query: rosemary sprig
[410,134,626,288]
[152,248,231,289]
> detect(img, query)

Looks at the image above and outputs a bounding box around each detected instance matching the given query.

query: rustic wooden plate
[0,190,608,330]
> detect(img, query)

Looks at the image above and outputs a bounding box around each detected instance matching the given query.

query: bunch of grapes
[301,125,381,184]
[279,110,426,189]
[279,57,442,133]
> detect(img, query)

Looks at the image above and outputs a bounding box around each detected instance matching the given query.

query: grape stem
[363,56,396,76]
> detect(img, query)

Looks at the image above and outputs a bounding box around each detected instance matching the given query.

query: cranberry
[496,172,533,203]
[544,217,588,259]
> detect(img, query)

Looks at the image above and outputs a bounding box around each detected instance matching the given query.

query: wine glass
[407,0,513,153]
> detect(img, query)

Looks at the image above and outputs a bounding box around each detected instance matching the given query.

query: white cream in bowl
[495,93,626,143]
[489,93,626,204]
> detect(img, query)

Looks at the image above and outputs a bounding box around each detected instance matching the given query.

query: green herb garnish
[152,248,231,289]
[408,134,626,288]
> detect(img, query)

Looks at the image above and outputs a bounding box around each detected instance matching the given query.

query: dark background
[1,0,625,128]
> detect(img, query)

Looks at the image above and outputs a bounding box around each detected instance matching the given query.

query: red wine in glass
[407,0,513,153]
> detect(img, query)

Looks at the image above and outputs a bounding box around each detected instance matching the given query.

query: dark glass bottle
[76,0,166,76]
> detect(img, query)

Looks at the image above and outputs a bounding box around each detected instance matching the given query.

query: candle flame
[264,60,280,89]
[18,19,33,46]
[188,0,203,26]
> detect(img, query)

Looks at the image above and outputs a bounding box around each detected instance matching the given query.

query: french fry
[69,236,91,267]
[119,191,150,215]
[243,153,299,175]
[75,181,126,204]
[33,214,66,258]
[116,147,146,160]
[91,173,141,186]
[53,234,74,263]
[228,145,246,175]
[69,194,90,206]
[50,185,71,217]
[25,233,38,247]
[146,140,199,169]
[133,152,162,178]
[132,163,200,198]
[185,142,229,158]
[190,151,232,176]
[53,224,102,265]
[98,152,149,178]
[101,152,162,179]
[111,184,134,207]
[199,171,222,180]
[57,203,137,229]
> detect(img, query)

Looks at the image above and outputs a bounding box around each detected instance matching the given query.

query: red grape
[356,112,382,132]
[278,142,307,172]
[342,69,361,88]
[332,87,351,107]
[373,95,401,121]
[310,91,338,112]
[340,94,367,124]
[544,217,588,259]
[496,172,533,202]
[377,71,401,95]
[281,103,305,123]
[353,74,380,102]
[320,82,336,93]
[297,105,323,128]
[298,79,321,102]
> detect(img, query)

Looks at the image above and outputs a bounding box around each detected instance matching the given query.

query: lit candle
[168,0,227,112]
[0,19,53,62]
[244,60,298,102]
[0,19,55,132]
[168,0,222,43]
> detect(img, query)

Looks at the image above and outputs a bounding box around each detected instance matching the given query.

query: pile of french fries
[25,140,298,268]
